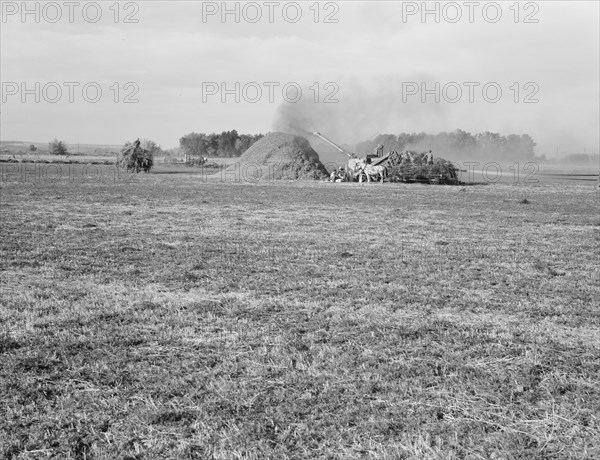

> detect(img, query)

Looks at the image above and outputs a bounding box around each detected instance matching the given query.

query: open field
[1,170,599,459]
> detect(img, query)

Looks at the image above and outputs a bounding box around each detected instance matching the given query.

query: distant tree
[181,131,263,158]
[354,129,538,161]
[510,134,536,160]
[235,134,255,155]
[218,130,238,157]
[49,139,68,155]
[205,133,220,157]
[28,144,37,152]
[180,132,209,160]
[139,139,163,157]
[234,133,263,156]
[449,129,477,156]
[398,132,427,147]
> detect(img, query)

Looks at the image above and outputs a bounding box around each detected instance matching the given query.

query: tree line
[43,133,262,159]
[179,131,264,158]
[356,129,539,161]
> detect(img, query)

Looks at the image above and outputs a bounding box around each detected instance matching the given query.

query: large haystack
[230,132,329,181]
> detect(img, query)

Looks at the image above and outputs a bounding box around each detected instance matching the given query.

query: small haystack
[230,132,329,181]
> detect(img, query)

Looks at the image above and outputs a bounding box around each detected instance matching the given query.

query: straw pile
[231,132,329,181]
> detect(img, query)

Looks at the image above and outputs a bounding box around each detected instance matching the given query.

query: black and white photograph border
[1,1,599,459]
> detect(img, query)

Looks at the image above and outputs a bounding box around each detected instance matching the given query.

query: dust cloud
[273,77,445,150]
[272,77,542,163]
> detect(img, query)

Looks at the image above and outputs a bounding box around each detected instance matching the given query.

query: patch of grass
[1,174,599,458]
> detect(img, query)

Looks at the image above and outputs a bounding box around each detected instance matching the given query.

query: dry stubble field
[1,166,599,459]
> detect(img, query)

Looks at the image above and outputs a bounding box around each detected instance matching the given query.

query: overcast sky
[1,1,598,156]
